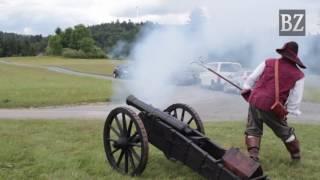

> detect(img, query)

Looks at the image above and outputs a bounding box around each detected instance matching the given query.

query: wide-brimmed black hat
[276,41,306,69]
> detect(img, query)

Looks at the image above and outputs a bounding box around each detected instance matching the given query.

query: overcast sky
[0,0,319,35]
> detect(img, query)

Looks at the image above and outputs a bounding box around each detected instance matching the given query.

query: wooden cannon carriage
[103,95,267,179]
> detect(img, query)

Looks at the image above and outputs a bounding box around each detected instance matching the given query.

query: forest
[0,32,47,57]
[0,21,149,58]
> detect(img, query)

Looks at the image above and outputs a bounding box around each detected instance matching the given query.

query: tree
[55,27,62,35]
[46,35,62,55]
[20,40,31,56]
[70,24,91,50]
[61,27,73,48]
[88,21,148,57]
[79,37,95,53]
[0,31,47,57]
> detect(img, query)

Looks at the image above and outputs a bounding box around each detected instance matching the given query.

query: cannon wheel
[164,103,205,134]
[103,107,149,176]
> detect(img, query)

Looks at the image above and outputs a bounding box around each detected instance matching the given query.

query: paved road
[0,86,319,123]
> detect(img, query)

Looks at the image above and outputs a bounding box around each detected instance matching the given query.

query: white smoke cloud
[117,1,320,105]
[127,26,196,105]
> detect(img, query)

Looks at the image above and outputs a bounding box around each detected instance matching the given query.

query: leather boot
[284,137,301,160]
[245,135,261,161]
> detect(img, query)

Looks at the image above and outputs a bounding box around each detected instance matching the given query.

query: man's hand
[241,89,251,102]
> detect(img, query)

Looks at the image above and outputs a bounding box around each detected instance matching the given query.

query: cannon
[103,95,267,179]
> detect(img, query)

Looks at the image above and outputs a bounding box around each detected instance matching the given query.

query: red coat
[248,58,304,111]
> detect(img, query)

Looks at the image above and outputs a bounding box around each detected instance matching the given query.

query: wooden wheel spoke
[128,149,136,170]
[129,142,141,147]
[130,147,141,161]
[110,126,120,137]
[117,150,125,167]
[187,117,194,125]
[122,113,127,136]
[129,131,138,141]
[125,150,129,173]
[173,109,177,118]
[111,147,120,154]
[114,116,123,135]
[106,138,117,142]
[181,109,185,121]
[127,120,133,138]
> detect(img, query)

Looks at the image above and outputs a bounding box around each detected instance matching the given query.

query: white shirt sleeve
[286,78,304,116]
[243,62,265,90]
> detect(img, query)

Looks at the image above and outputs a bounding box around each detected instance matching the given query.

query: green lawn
[0,120,319,180]
[304,88,320,103]
[303,75,320,103]
[0,63,113,108]
[1,56,124,76]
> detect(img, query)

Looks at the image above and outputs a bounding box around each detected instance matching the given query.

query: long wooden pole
[197,63,243,91]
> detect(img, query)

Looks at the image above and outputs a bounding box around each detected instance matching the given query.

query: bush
[62,47,106,59]
[62,48,85,58]
[88,46,106,58]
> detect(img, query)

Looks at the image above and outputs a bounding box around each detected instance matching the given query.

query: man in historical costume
[241,41,306,161]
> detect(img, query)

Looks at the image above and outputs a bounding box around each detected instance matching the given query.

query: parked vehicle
[223,70,252,93]
[199,62,242,90]
[113,64,132,79]
[170,68,200,86]
[241,70,253,82]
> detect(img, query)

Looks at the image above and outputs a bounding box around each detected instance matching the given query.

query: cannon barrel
[126,95,192,134]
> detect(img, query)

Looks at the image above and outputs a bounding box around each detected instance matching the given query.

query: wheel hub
[113,137,129,149]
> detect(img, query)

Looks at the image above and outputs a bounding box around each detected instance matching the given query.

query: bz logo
[279,10,305,36]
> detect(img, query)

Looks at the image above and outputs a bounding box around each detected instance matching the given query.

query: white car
[199,62,242,90]
[223,70,252,93]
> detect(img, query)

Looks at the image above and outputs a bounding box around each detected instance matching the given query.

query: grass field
[1,56,124,76]
[303,75,320,103]
[0,120,319,180]
[304,87,320,103]
[0,63,112,108]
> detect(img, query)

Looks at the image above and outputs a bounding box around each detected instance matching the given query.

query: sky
[0,0,319,35]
